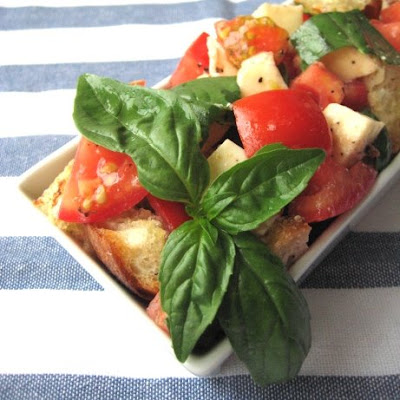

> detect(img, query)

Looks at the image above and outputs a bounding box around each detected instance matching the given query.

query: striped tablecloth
[2,1,400,398]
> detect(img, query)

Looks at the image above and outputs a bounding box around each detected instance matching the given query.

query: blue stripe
[301,232,400,289]
[0,0,281,30]
[0,237,102,291]
[0,60,179,92]
[0,135,74,176]
[0,374,399,400]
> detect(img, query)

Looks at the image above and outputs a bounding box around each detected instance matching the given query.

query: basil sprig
[291,10,400,68]
[73,74,325,385]
[73,74,239,205]
[201,147,324,235]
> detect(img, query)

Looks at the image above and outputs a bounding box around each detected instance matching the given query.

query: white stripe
[1,21,218,66]
[0,288,399,377]
[0,90,78,137]
[0,0,198,6]
[221,287,400,377]
[0,289,192,378]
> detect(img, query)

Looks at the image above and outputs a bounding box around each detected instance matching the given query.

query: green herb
[291,10,400,68]
[73,74,325,385]
[218,233,311,386]
[160,219,235,361]
[73,74,239,205]
[200,147,324,235]
[171,76,240,140]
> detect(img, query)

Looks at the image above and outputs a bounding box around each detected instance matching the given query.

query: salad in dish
[34,0,400,386]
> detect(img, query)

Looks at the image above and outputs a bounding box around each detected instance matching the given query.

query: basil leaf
[291,10,400,68]
[172,77,240,141]
[73,73,209,205]
[218,233,311,386]
[200,146,325,235]
[159,219,235,362]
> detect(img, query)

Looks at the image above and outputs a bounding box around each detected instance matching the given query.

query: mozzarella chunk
[207,139,247,182]
[237,52,287,98]
[252,3,304,35]
[323,103,385,167]
[321,46,379,82]
[207,36,238,77]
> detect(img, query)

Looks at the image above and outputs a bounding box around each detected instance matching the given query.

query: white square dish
[17,133,400,376]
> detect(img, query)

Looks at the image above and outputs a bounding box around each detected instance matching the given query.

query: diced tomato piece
[290,62,345,109]
[363,0,382,19]
[288,158,377,223]
[380,2,400,23]
[147,292,169,334]
[342,78,369,111]
[147,194,191,232]
[233,89,332,157]
[215,15,290,67]
[167,32,210,88]
[302,13,311,22]
[371,19,400,51]
[59,137,148,223]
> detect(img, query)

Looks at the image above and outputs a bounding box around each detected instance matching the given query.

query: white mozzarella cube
[323,103,385,167]
[321,46,379,82]
[237,52,287,98]
[207,139,247,182]
[252,3,304,35]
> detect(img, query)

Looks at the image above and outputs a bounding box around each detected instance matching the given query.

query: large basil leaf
[172,77,240,140]
[218,233,311,386]
[159,219,235,362]
[200,146,324,235]
[73,73,209,205]
[291,10,400,68]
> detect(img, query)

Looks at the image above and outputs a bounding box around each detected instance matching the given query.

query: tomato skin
[167,32,209,88]
[147,194,191,231]
[59,138,148,223]
[290,62,345,109]
[288,158,377,223]
[215,15,289,67]
[380,2,400,23]
[233,89,332,157]
[371,19,400,51]
[342,78,369,111]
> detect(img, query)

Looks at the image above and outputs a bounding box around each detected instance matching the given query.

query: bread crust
[86,209,167,300]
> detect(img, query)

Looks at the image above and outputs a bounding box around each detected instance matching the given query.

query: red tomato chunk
[59,138,148,223]
[288,158,377,223]
[233,89,332,157]
[167,32,210,88]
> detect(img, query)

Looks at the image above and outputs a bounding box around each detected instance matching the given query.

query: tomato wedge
[59,137,148,223]
[233,89,332,157]
[380,2,400,23]
[147,195,191,231]
[290,62,345,109]
[167,32,210,88]
[215,15,289,67]
[371,19,400,52]
[288,158,377,223]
